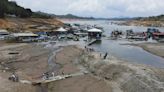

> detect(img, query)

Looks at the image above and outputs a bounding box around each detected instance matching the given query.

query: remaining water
[63,20,164,68]
[92,39,164,68]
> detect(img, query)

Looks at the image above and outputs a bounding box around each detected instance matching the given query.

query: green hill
[0,0,32,18]
[0,0,52,18]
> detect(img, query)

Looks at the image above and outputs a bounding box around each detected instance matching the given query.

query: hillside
[136,15,164,21]
[55,14,95,19]
[0,0,32,18]
[116,14,164,27]
[0,18,63,32]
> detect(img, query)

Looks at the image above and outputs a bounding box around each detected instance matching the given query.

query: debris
[8,52,19,55]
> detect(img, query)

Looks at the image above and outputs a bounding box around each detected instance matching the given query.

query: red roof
[153,32,164,36]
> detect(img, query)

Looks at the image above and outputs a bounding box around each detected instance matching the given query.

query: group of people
[85,46,108,59]
[42,71,65,80]
[85,46,94,52]
[8,73,19,82]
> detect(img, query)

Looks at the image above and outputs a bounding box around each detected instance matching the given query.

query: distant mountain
[108,17,134,21]
[135,15,164,21]
[110,15,164,21]
[54,14,95,20]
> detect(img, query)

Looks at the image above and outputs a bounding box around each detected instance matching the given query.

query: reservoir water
[62,20,164,68]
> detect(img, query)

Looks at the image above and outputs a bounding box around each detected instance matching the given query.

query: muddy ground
[80,52,164,92]
[0,41,164,92]
[0,42,114,92]
[47,46,113,92]
[131,42,164,58]
[0,42,50,92]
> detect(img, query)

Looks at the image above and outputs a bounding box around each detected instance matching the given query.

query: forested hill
[0,0,32,18]
[0,0,52,18]
[136,15,164,21]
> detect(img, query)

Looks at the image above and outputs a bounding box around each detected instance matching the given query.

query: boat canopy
[87,28,102,33]
[56,27,67,32]
[12,33,38,37]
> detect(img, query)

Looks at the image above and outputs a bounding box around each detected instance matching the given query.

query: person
[52,72,55,77]
[42,73,46,80]
[103,52,108,59]
[45,72,49,79]
[43,72,49,80]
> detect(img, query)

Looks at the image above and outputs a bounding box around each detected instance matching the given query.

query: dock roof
[12,33,38,37]
[56,27,67,32]
[87,28,102,33]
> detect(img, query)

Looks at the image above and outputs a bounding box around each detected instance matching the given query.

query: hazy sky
[11,0,164,18]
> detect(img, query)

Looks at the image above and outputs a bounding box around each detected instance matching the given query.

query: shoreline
[123,42,164,58]
[78,50,164,92]
[118,20,164,27]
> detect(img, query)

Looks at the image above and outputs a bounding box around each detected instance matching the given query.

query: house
[0,29,9,40]
[152,32,164,42]
[0,29,9,35]
[87,28,102,40]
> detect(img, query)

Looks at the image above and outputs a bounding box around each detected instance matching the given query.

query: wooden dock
[88,39,98,46]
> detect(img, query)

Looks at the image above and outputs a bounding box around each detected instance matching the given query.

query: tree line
[136,15,164,21]
[0,0,52,18]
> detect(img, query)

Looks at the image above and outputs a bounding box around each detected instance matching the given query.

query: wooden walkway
[32,72,88,85]
[88,39,97,46]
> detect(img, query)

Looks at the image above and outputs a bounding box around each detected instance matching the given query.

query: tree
[0,0,8,18]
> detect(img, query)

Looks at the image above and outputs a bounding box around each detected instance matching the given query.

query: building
[0,29,9,40]
[147,28,160,38]
[47,27,68,36]
[0,29,9,35]
[10,33,39,42]
[56,27,67,33]
[153,32,164,41]
[87,28,102,40]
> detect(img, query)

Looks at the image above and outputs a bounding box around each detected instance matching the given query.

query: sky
[11,0,164,18]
